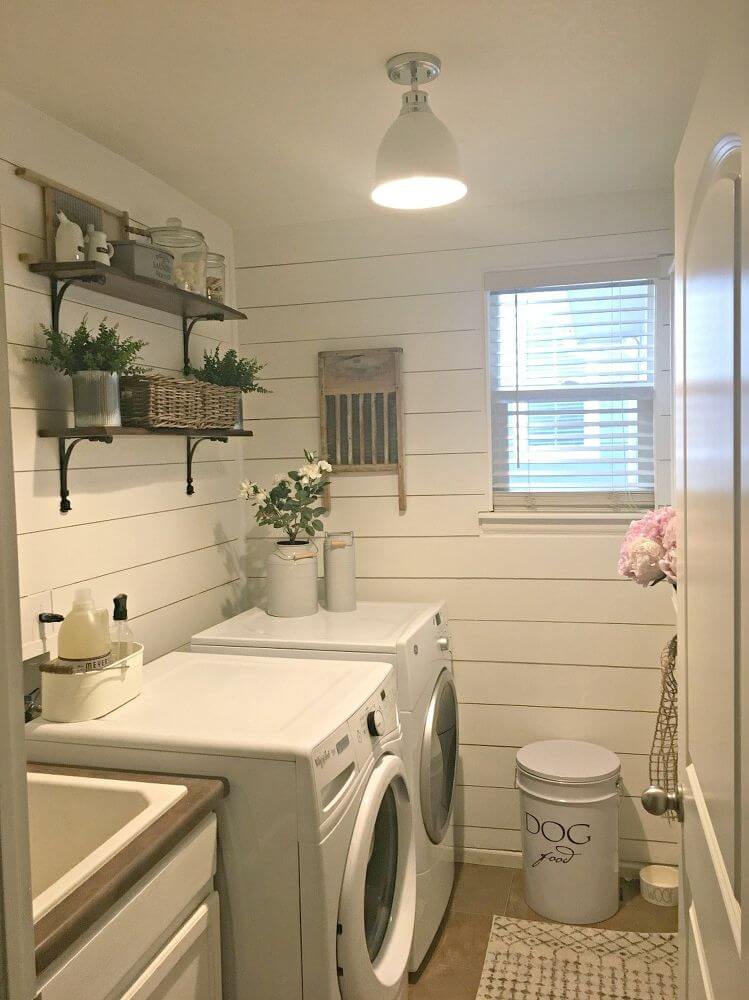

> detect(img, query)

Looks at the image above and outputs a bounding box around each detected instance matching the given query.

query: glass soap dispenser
[111,593,135,657]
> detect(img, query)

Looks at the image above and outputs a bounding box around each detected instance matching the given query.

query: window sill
[479,510,641,535]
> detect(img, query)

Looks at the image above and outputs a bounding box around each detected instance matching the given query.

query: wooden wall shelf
[38,427,253,513]
[28,261,247,370]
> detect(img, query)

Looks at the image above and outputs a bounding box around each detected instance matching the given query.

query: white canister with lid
[323,531,356,612]
[516,739,621,924]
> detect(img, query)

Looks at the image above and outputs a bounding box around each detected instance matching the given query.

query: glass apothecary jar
[146,217,207,295]
[206,252,226,303]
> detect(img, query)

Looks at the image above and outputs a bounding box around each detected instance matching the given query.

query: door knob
[641,784,684,823]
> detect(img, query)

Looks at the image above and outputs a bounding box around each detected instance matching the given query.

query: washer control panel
[311,669,398,813]
[347,670,398,769]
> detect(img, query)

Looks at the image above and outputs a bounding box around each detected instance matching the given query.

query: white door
[674,135,746,999]
[337,754,415,1000]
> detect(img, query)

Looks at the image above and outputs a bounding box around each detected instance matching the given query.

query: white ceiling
[0,1,707,230]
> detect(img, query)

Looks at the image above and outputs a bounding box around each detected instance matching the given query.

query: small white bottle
[111,593,135,658]
[54,211,85,262]
[57,588,111,667]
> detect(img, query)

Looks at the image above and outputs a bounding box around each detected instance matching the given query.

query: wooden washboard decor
[318,348,406,511]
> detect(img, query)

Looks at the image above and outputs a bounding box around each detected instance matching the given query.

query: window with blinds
[489,278,655,511]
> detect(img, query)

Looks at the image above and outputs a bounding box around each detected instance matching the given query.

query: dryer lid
[516,740,620,784]
[191,602,440,654]
[27,651,392,759]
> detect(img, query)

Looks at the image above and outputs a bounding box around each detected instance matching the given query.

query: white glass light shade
[371,97,467,210]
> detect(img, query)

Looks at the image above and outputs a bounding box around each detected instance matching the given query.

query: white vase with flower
[240,450,332,617]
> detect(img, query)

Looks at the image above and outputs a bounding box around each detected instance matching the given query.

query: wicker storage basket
[201,383,240,429]
[120,374,203,429]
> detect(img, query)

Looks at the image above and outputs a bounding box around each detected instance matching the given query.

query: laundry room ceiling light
[371,52,467,210]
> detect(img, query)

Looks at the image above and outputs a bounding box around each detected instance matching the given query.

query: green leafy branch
[240,449,331,541]
[188,346,269,394]
[27,316,146,376]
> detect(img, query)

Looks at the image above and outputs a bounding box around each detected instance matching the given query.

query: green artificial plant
[188,346,269,394]
[240,450,331,541]
[28,316,146,376]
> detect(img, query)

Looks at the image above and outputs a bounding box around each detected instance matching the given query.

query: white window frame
[481,257,673,532]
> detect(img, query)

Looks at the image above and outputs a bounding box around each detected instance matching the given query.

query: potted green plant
[27,316,146,428]
[240,450,331,617]
[188,346,269,428]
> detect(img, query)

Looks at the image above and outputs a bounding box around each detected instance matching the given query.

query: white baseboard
[455,847,523,868]
[455,847,664,881]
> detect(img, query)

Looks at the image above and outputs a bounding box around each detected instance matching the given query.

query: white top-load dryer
[191,601,458,970]
[26,652,415,1000]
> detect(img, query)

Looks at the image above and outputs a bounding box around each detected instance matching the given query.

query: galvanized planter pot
[71,371,122,428]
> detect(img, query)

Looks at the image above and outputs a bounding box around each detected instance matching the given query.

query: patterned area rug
[477,916,678,1000]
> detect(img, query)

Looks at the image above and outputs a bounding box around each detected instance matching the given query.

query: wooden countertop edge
[29,763,228,975]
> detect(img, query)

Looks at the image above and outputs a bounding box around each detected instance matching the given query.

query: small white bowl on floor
[639,864,678,907]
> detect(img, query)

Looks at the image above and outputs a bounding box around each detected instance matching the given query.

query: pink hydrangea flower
[618,506,677,586]
[659,514,678,583]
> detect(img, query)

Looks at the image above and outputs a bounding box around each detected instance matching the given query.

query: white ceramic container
[54,211,85,262]
[84,225,114,265]
[266,540,319,617]
[40,641,143,723]
[516,739,621,924]
[323,531,357,612]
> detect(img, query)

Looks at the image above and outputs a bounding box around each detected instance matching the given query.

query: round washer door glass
[420,669,458,844]
[364,785,398,960]
[337,754,416,1000]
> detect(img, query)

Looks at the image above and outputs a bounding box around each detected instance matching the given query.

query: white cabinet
[37,816,220,1000]
[117,892,221,1000]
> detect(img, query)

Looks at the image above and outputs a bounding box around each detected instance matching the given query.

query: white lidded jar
[516,739,621,924]
[323,531,356,612]
[56,588,111,667]
[266,540,319,618]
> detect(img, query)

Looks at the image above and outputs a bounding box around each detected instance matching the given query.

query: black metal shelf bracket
[182,314,224,373]
[58,435,113,513]
[50,274,107,332]
[186,435,228,496]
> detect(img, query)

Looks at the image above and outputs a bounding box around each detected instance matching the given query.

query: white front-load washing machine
[26,652,415,1000]
[191,601,458,970]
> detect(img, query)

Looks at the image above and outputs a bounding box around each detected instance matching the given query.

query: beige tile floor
[409,863,678,1000]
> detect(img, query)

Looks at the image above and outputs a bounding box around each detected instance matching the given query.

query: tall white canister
[516,740,621,924]
[323,530,357,612]
[266,540,319,617]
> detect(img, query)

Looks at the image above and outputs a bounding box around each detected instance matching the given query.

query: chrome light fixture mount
[372,52,467,210]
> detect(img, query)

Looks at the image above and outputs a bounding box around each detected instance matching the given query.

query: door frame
[0,207,36,997]
[674,132,746,998]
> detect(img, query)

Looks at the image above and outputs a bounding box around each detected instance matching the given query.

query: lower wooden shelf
[38,426,253,513]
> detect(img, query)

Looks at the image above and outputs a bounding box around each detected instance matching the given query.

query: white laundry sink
[28,771,187,921]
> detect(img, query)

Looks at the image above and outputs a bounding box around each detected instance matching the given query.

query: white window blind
[489,278,656,511]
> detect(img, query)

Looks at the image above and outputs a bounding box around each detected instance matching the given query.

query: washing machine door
[337,753,416,1000]
[420,668,459,844]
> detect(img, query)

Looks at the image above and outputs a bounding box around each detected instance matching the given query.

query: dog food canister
[516,739,621,924]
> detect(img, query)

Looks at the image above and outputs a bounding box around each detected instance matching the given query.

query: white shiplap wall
[0,90,246,678]
[234,191,677,868]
